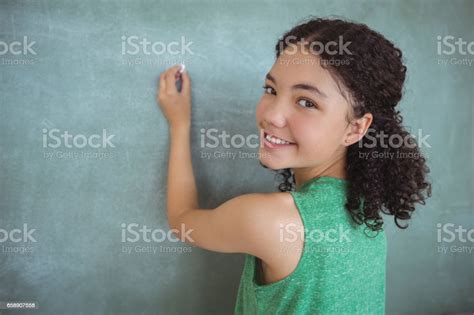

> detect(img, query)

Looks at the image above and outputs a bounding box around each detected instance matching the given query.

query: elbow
[167,213,182,235]
[167,211,193,243]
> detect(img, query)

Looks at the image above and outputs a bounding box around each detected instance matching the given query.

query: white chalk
[179,63,186,73]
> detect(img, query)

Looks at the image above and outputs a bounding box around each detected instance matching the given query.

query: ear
[342,113,373,146]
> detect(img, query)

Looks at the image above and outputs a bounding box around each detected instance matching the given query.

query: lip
[262,130,297,149]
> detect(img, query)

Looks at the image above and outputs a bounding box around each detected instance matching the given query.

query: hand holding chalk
[157,64,192,129]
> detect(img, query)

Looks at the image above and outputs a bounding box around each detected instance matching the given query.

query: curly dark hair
[261,16,432,233]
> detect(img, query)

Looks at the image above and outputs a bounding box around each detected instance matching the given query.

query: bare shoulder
[241,192,305,283]
[261,191,301,222]
[239,192,304,261]
[234,191,301,227]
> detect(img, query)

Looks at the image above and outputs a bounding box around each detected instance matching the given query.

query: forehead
[270,47,344,99]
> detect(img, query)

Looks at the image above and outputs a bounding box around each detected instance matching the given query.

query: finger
[159,72,166,95]
[181,69,191,94]
[167,64,182,79]
[165,65,181,94]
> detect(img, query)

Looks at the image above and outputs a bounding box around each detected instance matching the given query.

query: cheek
[290,118,320,147]
[291,116,345,153]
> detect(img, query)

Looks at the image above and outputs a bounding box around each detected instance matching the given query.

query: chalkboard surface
[1,0,473,314]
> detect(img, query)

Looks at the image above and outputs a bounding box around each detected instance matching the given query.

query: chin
[258,152,290,170]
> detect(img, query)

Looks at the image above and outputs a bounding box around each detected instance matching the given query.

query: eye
[297,98,317,109]
[262,85,276,95]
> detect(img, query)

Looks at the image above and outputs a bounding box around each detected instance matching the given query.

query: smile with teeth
[264,132,296,145]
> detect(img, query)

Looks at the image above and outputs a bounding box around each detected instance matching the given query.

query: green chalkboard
[0,0,473,314]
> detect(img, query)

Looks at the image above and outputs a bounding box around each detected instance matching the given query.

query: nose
[262,100,288,129]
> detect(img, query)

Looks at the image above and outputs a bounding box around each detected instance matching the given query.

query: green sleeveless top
[234,176,386,315]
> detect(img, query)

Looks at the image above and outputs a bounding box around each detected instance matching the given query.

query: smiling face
[256,47,359,183]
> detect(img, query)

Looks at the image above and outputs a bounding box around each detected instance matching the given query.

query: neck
[292,155,347,191]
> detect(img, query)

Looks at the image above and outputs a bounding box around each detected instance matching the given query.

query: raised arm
[157,65,198,223]
[156,65,302,261]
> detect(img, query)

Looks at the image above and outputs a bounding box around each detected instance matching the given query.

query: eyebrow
[265,72,327,98]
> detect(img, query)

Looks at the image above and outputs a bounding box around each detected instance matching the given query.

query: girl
[157,17,431,315]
